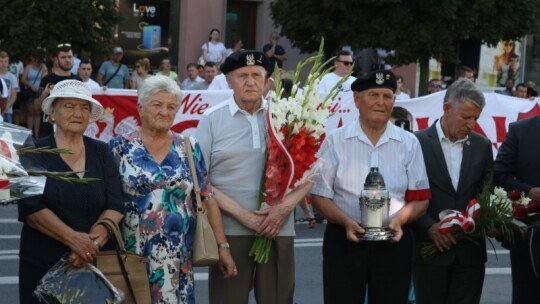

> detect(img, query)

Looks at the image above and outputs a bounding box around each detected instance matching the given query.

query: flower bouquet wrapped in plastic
[0,123,96,202]
[34,254,125,304]
[421,176,518,261]
[250,39,352,263]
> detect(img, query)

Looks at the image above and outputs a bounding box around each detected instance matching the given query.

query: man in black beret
[311,69,431,303]
[197,50,305,304]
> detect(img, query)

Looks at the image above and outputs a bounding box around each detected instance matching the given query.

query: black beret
[220,50,269,75]
[351,70,397,93]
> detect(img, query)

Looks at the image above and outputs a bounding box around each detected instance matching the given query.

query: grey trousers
[208,235,295,304]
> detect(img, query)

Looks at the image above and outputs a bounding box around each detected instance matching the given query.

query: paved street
[1,204,511,303]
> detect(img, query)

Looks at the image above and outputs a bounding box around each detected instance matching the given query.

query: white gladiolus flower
[494,187,507,200]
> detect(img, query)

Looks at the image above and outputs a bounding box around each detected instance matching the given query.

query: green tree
[271,0,540,95]
[0,0,122,62]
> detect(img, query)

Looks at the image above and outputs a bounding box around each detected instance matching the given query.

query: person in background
[0,51,19,123]
[515,83,529,99]
[497,78,514,96]
[192,61,218,90]
[156,58,178,82]
[36,43,80,139]
[395,75,411,100]
[110,76,235,303]
[96,46,130,90]
[78,59,100,90]
[21,54,48,137]
[202,28,227,66]
[311,70,431,304]
[18,79,124,304]
[455,65,475,82]
[130,58,152,90]
[180,63,204,90]
[197,64,205,79]
[263,32,288,76]
[226,36,243,57]
[318,50,357,94]
[427,79,444,94]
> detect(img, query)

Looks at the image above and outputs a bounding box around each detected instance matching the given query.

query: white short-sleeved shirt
[311,120,431,223]
[196,97,295,236]
[208,73,230,90]
[318,72,356,94]
[202,42,226,64]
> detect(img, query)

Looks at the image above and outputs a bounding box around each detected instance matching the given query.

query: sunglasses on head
[338,60,354,66]
[57,43,71,48]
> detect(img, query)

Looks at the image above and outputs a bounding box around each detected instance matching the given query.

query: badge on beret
[376,72,384,85]
[246,54,255,66]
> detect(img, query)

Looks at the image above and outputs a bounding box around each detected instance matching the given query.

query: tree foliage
[0,0,122,62]
[271,0,540,77]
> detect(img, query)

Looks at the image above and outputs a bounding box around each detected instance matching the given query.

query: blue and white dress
[110,131,213,304]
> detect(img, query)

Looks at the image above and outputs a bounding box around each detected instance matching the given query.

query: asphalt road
[0,204,512,303]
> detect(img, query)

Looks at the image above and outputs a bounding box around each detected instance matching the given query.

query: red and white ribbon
[438,199,481,234]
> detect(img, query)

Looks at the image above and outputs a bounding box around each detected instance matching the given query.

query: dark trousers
[322,223,412,304]
[413,259,484,304]
[510,238,540,304]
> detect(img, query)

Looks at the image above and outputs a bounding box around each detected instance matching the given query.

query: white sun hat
[42,79,104,123]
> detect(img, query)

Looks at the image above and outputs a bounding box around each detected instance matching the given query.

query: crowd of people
[4,31,539,304]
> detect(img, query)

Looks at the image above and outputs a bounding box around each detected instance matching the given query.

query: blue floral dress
[110,131,213,304]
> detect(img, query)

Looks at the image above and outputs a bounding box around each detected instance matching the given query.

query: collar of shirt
[227,97,267,117]
[344,120,402,147]
[435,118,468,144]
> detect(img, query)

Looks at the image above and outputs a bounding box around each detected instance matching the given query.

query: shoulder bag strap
[31,65,43,86]
[103,63,122,86]
[184,136,204,212]
[94,218,138,304]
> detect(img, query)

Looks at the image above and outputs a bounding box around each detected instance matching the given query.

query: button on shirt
[196,97,295,236]
[436,119,467,191]
[311,120,430,223]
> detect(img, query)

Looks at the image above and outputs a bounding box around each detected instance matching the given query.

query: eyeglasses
[56,43,71,48]
[337,60,354,66]
[430,84,443,89]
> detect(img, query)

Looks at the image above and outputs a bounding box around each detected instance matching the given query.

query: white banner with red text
[88,89,540,156]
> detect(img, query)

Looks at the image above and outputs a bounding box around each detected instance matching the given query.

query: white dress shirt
[436,119,467,191]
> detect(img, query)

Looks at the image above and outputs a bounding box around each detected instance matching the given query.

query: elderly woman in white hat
[110,75,236,303]
[17,79,124,304]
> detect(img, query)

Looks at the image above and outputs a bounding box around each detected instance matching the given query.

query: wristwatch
[218,242,230,249]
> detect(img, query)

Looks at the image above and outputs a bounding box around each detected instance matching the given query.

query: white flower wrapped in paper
[0,132,22,200]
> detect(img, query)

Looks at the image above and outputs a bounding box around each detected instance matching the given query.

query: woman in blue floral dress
[110,76,236,303]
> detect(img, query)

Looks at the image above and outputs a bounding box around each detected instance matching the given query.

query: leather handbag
[93,218,151,304]
[184,137,219,266]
